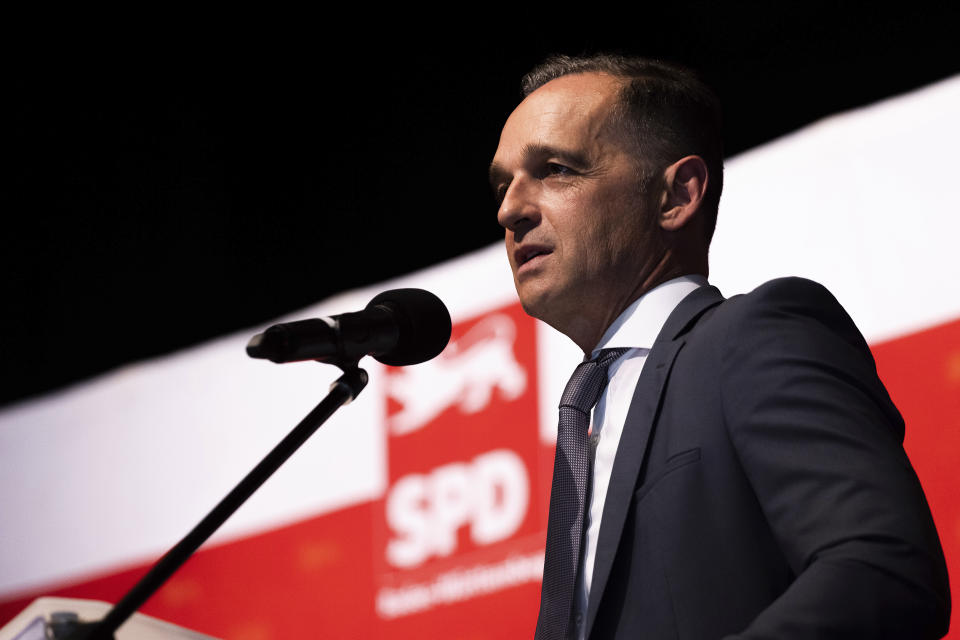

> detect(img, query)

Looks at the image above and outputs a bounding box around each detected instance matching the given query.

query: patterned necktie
[535,348,630,640]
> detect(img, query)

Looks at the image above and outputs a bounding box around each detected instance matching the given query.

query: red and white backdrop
[2,76,959,639]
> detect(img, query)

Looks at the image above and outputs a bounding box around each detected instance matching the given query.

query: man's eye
[546,163,573,176]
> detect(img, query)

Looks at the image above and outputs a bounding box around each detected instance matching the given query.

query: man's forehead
[512,72,622,123]
[496,72,624,156]
[531,71,624,97]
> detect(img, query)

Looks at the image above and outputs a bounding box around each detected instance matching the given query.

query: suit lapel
[585,286,724,636]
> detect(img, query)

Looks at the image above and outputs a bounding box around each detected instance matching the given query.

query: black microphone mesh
[366,289,451,366]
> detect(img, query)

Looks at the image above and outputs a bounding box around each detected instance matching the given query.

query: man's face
[490,72,664,348]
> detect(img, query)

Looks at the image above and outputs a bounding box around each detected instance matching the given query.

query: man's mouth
[515,245,552,270]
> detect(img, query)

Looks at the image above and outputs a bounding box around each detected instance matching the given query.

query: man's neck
[586,274,709,356]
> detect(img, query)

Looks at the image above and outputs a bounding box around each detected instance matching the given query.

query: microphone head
[366,288,451,366]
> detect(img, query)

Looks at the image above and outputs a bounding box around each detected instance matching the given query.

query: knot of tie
[560,348,631,416]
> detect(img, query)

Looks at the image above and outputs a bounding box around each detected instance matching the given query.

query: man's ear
[659,155,708,232]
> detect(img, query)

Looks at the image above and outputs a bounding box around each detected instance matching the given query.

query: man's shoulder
[713,276,853,330]
[672,276,867,351]
[726,276,839,310]
[702,276,873,360]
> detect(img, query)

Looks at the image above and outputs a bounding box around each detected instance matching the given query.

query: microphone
[246,288,452,367]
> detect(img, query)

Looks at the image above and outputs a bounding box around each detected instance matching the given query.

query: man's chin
[516,295,546,322]
[515,284,570,328]
[514,286,552,323]
[515,282,604,351]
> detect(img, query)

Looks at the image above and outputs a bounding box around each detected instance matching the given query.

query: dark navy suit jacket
[584,277,950,639]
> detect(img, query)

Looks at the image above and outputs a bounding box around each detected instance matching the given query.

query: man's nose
[497,178,540,232]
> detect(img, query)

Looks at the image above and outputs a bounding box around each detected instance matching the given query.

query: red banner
[1,311,957,638]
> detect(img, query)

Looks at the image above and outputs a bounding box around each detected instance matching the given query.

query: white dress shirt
[573,274,707,637]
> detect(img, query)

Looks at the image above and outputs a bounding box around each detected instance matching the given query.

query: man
[490,54,950,639]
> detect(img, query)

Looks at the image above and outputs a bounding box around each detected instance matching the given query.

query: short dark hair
[522,54,724,242]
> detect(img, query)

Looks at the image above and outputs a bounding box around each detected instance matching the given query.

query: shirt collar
[591,274,708,357]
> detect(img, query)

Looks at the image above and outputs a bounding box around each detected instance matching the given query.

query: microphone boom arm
[62,367,369,640]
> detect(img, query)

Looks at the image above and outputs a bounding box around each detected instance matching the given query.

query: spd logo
[386,449,529,568]
[386,314,527,434]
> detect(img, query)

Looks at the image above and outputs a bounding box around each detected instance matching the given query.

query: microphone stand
[59,365,369,640]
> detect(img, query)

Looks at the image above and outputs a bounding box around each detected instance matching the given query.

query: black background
[5,5,959,407]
